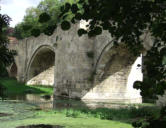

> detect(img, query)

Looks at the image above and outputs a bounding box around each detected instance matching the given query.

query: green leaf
[60,5,65,12]
[94,26,102,35]
[75,13,82,20]
[44,24,57,36]
[64,3,71,12]
[31,29,40,37]
[133,81,142,90]
[22,24,32,31]
[88,30,95,37]
[78,29,87,36]
[38,13,51,23]
[71,4,79,14]
[61,21,71,31]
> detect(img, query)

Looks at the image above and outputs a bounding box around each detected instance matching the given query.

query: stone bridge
[8,22,149,103]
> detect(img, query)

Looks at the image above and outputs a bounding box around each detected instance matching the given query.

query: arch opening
[27,47,55,86]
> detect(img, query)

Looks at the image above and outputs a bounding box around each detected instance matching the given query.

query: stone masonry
[8,22,144,103]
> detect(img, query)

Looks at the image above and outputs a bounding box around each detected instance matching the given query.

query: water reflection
[7,94,53,109]
[0,101,36,121]
[6,94,133,110]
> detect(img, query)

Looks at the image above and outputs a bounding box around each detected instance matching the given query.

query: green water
[0,101,36,121]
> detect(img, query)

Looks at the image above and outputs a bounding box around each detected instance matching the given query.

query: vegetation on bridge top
[10,0,77,39]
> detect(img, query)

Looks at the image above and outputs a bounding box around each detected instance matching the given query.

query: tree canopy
[0,13,15,68]
[13,0,77,39]
[0,7,15,97]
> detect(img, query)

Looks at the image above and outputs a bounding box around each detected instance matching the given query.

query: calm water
[5,94,132,110]
[0,94,138,128]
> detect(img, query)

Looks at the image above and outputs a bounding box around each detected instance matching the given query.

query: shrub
[132,106,165,128]
[65,109,81,118]
[60,106,160,123]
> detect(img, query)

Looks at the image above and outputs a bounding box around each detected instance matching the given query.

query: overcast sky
[0,0,42,27]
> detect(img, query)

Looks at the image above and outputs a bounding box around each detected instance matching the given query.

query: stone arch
[93,44,135,97]
[9,62,18,78]
[95,44,135,82]
[26,45,55,86]
[88,43,142,101]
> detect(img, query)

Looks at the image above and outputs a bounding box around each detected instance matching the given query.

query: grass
[2,113,133,128]
[56,106,160,123]
[0,78,53,96]
[0,107,133,128]
[0,105,160,128]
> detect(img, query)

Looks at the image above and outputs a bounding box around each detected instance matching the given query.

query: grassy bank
[0,112,133,128]
[0,101,160,128]
[0,103,133,128]
[55,106,160,123]
[0,78,53,96]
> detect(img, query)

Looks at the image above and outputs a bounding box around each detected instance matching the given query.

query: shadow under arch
[81,43,142,103]
[26,45,55,86]
[95,44,135,82]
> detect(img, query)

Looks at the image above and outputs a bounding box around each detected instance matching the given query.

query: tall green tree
[0,13,15,73]
[0,12,15,99]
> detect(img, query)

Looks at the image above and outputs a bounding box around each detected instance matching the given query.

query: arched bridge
[8,23,151,103]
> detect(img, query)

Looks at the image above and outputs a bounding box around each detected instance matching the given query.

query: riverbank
[0,100,160,128]
[0,78,53,97]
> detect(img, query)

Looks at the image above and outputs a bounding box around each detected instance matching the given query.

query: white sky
[0,0,42,27]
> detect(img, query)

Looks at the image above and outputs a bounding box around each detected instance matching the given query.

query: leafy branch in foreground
[39,0,166,97]
[38,1,166,127]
